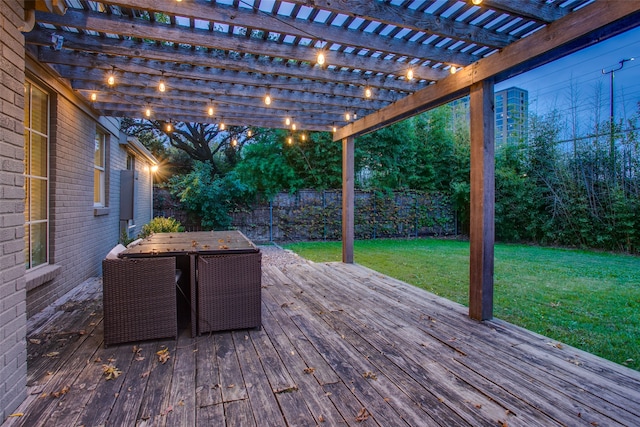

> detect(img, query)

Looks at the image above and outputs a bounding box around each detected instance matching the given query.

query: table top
[119,230,259,258]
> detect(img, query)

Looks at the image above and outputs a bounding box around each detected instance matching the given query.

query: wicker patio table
[119,231,261,336]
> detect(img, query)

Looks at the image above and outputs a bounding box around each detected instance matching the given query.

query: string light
[264,88,272,106]
[364,86,372,98]
[232,138,238,147]
[450,65,457,74]
[158,72,166,92]
[353,112,358,120]
[345,111,351,121]
[406,68,414,81]
[150,164,159,173]
[291,123,297,131]
[107,66,116,86]
[285,113,291,126]
[301,133,306,141]
[207,100,214,117]
[166,121,173,132]
[145,105,152,117]
[472,0,482,5]
[317,50,326,65]
[220,121,225,130]
[332,124,337,133]
[287,136,293,145]
[90,92,97,102]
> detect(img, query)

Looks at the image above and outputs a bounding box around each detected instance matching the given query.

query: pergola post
[469,79,495,321]
[342,136,354,263]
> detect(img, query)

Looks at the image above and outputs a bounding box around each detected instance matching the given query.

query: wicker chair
[102,257,178,346]
[196,253,262,334]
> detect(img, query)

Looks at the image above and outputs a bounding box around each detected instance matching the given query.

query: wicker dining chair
[196,253,262,334]
[102,257,178,346]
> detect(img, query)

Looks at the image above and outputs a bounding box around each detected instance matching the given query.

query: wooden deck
[5,251,640,426]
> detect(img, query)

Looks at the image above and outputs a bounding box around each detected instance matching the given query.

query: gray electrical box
[120,169,138,220]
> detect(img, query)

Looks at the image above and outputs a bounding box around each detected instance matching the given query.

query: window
[94,131,106,206]
[24,81,49,270]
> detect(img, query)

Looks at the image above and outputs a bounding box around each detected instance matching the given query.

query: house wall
[23,58,123,317]
[0,0,27,420]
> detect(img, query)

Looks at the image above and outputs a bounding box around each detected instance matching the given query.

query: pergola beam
[41,50,402,104]
[283,0,517,48]
[99,0,484,62]
[333,0,640,141]
[25,28,436,92]
[34,9,465,81]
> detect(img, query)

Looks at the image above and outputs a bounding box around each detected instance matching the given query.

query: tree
[121,118,262,177]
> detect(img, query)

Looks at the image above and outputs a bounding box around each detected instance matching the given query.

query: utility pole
[602,58,634,183]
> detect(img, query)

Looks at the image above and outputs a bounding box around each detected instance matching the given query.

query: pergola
[24,0,640,321]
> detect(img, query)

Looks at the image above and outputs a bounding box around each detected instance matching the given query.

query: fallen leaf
[162,405,173,416]
[363,371,378,380]
[140,371,150,378]
[8,413,24,417]
[102,364,122,380]
[474,404,482,409]
[94,357,102,363]
[318,415,325,423]
[29,338,41,345]
[304,367,315,374]
[355,407,369,422]
[178,399,185,406]
[157,347,170,364]
[228,384,235,388]
[52,385,70,398]
[45,352,60,358]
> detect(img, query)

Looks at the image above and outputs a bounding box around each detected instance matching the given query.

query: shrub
[139,216,184,238]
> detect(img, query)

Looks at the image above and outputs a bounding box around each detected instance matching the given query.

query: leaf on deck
[355,407,369,422]
[102,364,122,380]
[157,347,171,364]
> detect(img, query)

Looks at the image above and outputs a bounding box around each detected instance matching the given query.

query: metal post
[269,200,273,243]
[602,58,634,183]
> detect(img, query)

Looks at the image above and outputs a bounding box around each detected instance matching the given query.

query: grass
[282,238,640,371]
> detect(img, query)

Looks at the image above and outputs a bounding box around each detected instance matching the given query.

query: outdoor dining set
[102,231,261,346]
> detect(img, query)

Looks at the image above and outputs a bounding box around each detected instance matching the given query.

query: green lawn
[283,238,640,371]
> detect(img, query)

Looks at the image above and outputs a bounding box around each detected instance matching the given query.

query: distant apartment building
[449,86,529,148]
[494,87,529,147]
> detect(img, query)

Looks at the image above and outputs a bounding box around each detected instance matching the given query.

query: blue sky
[495,26,640,128]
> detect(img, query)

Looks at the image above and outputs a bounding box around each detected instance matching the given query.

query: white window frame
[24,79,50,270]
[94,130,106,207]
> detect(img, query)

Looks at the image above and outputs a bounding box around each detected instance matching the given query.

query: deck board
[4,251,640,427]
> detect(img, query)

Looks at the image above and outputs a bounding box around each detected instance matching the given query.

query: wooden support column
[469,80,495,321]
[342,136,354,263]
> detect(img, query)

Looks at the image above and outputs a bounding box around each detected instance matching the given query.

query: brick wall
[0,0,27,420]
[25,93,125,316]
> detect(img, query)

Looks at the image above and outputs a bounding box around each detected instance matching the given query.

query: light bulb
[285,116,291,126]
[291,123,297,131]
[264,93,271,105]
[365,87,372,98]
[150,165,159,173]
[332,125,337,133]
[208,106,214,116]
[90,92,97,102]
[166,123,173,132]
[232,138,237,147]
[301,133,306,141]
[450,66,457,74]
[145,107,151,117]
[317,50,325,65]
[287,137,292,145]
[247,130,253,137]
[406,68,414,81]
[220,122,225,130]
[158,80,166,92]
[472,0,482,5]
[107,74,115,86]
[345,112,351,121]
